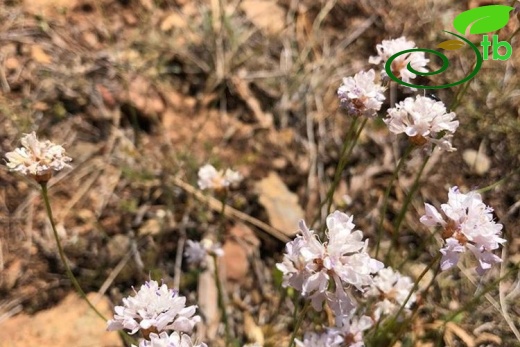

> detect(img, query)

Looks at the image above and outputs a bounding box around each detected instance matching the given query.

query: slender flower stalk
[41,182,107,321]
[288,301,311,347]
[374,144,414,259]
[386,154,431,263]
[321,118,368,223]
[212,254,233,344]
[5,132,106,321]
[196,163,237,344]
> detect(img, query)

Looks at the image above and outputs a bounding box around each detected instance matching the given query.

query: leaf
[436,39,465,50]
[453,5,514,35]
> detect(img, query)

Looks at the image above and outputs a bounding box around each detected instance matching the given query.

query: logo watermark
[386,5,515,89]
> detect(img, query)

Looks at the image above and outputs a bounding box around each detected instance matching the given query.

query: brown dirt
[0,0,519,346]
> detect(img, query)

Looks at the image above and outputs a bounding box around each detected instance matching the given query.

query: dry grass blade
[172,176,290,242]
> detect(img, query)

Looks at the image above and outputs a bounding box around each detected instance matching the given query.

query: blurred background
[0,0,519,346]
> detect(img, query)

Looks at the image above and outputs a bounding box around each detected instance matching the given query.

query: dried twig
[171,176,290,243]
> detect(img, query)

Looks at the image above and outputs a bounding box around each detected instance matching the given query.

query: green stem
[386,154,430,263]
[443,265,518,324]
[314,118,358,227]
[287,300,311,347]
[40,182,107,322]
[316,117,367,231]
[213,254,232,344]
[375,144,414,259]
[387,255,441,346]
[217,189,228,242]
[327,118,368,215]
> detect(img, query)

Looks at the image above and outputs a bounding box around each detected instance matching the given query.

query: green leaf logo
[436,39,465,50]
[453,5,514,35]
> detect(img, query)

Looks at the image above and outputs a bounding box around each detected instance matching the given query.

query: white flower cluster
[337,37,460,154]
[337,69,386,117]
[197,164,242,191]
[364,267,416,321]
[277,211,384,319]
[369,37,429,84]
[184,239,224,266]
[5,131,71,181]
[385,95,459,151]
[420,186,505,274]
[107,280,206,347]
[295,330,343,347]
[277,211,388,344]
[137,331,207,347]
[295,315,374,347]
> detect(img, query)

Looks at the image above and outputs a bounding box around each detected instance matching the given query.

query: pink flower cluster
[421,186,505,274]
[277,211,384,343]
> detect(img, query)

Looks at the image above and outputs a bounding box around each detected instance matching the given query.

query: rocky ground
[0,0,519,346]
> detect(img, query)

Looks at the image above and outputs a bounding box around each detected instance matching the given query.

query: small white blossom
[107,280,201,335]
[134,331,207,347]
[197,164,242,190]
[369,36,429,84]
[295,330,344,347]
[184,239,224,266]
[420,186,506,274]
[333,315,373,347]
[337,69,386,117]
[5,131,71,181]
[365,267,416,320]
[276,211,384,324]
[384,95,459,151]
[295,315,372,347]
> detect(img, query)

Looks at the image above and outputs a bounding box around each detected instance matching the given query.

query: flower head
[107,280,200,335]
[5,132,71,182]
[295,315,373,347]
[134,332,207,347]
[420,186,506,274]
[364,267,416,320]
[184,239,224,266]
[369,36,429,84]
[197,164,242,190]
[334,315,373,347]
[384,95,459,151]
[295,330,344,347]
[276,211,384,323]
[337,69,386,117]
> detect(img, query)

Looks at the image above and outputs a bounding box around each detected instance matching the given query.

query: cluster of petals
[364,267,416,320]
[420,186,506,274]
[107,280,200,335]
[276,211,384,323]
[295,315,373,347]
[295,330,343,347]
[134,332,207,347]
[369,36,429,84]
[184,239,224,266]
[337,69,386,117]
[384,95,459,151]
[5,131,71,179]
[197,164,242,190]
